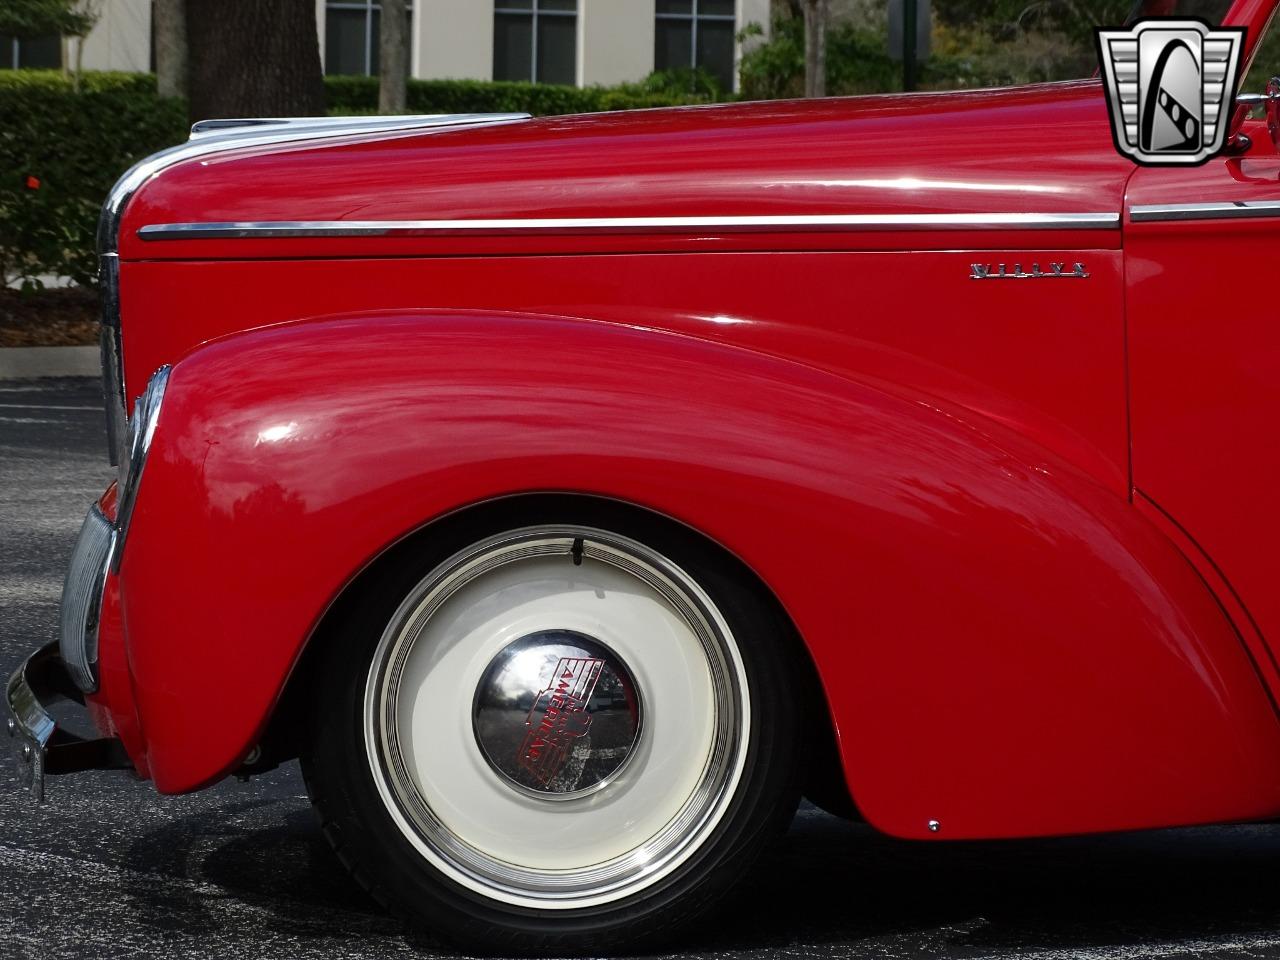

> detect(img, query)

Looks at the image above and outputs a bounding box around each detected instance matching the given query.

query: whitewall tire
[303,499,803,953]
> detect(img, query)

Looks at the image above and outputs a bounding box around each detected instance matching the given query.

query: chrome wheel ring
[364,525,750,909]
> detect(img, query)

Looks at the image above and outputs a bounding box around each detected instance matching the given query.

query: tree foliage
[0,0,95,39]
[932,0,1130,44]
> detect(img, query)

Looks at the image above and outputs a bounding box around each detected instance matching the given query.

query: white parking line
[0,404,100,411]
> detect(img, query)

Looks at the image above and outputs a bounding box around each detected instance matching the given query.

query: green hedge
[0,70,715,288]
[1,71,188,288]
[326,74,710,115]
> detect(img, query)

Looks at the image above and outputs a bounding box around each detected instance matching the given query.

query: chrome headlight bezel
[58,505,117,693]
[111,365,171,572]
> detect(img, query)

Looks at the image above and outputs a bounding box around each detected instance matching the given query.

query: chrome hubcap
[473,630,643,800]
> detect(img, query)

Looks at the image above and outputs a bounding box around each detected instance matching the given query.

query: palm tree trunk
[379,0,409,114]
[154,0,188,100]
[803,0,828,98]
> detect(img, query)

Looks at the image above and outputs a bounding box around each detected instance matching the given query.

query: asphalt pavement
[6,378,1280,960]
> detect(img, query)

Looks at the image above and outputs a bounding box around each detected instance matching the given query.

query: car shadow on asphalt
[118,791,1280,958]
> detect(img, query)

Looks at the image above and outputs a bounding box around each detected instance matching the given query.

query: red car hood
[118,79,1130,260]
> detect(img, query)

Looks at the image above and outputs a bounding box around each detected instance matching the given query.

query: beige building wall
[79,0,151,72]
[416,0,493,80]
[580,0,654,88]
[71,0,771,89]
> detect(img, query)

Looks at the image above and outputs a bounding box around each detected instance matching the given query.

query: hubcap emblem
[473,631,642,799]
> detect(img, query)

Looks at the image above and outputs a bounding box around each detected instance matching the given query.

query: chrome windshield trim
[188,114,525,139]
[1130,200,1280,222]
[97,113,531,256]
[137,211,1121,241]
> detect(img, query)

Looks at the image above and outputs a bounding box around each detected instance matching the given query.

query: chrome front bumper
[5,643,130,801]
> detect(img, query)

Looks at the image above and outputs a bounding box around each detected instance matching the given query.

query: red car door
[1125,111,1280,675]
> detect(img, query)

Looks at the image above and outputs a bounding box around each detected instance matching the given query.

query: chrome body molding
[98,113,531,255]
[1130,200,1280,222]
[94,113,530,464]
[137,211,1121,241]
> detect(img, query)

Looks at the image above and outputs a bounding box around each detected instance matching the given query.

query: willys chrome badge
[971,262,1089,280]
[1096,18,1245,166]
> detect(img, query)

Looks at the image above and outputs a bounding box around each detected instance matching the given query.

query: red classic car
[8,0,1280,951]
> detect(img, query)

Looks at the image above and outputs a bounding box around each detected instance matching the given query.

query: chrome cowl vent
[58,505,116,693]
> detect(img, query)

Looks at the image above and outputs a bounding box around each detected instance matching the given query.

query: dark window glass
[494,0,576,84]
[326,7,369,74]
[655,0,735,90]
[494,10,533,81]
[326,2,409,76]
[654,19,692,75]
[1,34,61,69]
[696,18,734,90]
[537,11,576,84]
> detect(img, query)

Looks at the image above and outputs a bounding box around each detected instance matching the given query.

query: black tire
[301,498,803,955]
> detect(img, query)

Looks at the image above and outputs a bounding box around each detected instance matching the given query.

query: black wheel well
[253,493,856,818]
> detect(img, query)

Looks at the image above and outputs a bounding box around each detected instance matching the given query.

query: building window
[494,0,577,86]
[655,0,736,92]
[326,0,412,76]
[0,35,62,70]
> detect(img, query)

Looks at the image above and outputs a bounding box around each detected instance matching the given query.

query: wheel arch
[257,491,856,819]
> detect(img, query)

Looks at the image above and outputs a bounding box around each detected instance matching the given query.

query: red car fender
[115,311,1280,838]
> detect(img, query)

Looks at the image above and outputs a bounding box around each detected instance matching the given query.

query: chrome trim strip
[98,113,531,255]
[137,211,1121,241]
[188,115,506,139]
[1130,200,1280,222]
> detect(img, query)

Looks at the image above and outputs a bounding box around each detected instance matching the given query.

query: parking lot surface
[6,378,1280,959]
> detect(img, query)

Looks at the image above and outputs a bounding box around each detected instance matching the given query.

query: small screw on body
[6,719,15,737]
[21,744,33,762]
[927,819,940,833]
